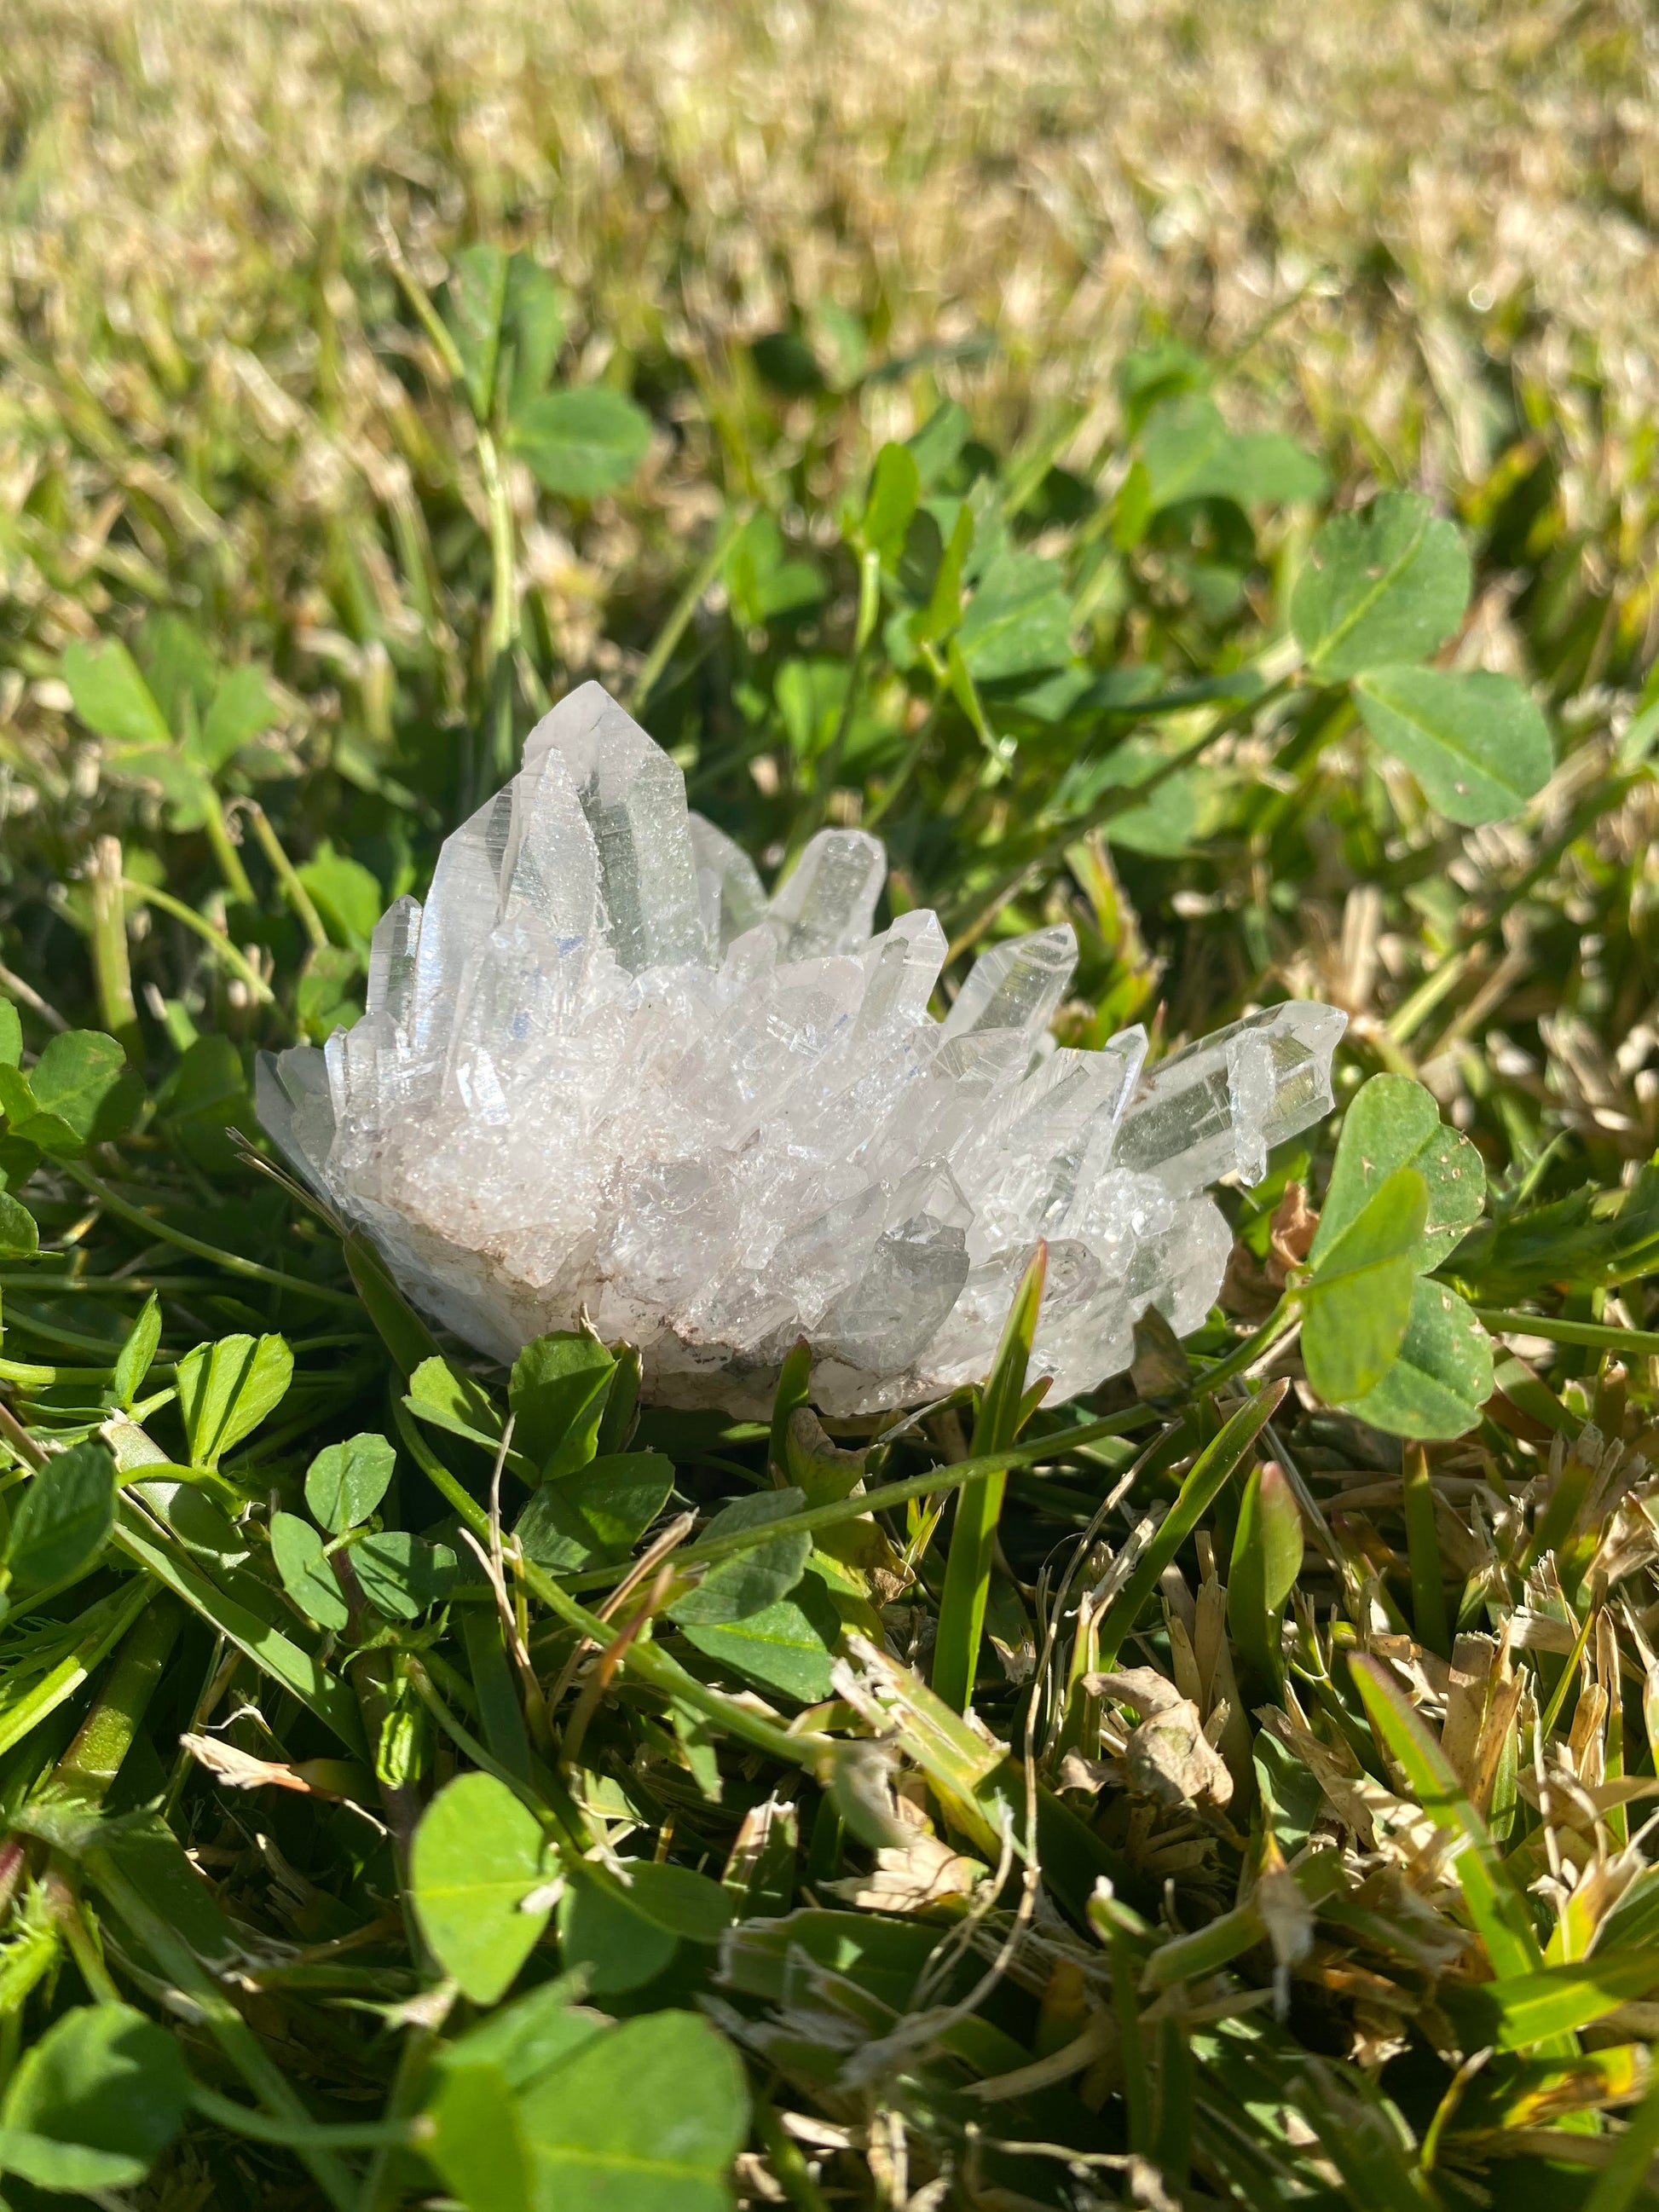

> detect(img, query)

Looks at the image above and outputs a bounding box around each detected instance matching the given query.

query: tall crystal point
[257,683,1345,1414]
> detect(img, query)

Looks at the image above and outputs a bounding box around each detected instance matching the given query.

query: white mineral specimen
[257,683,1345,1415]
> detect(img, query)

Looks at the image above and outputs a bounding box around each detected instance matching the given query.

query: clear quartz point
[523,680,706,972]
[768,829,887,960]
[1113,1002,1347,1193]
[690,814,766,950]
[942,924,1077,1045]
[366,896,422,1025]
[256,683,1346,1416]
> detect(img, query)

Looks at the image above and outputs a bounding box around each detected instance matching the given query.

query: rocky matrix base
[257,684,1345,1414]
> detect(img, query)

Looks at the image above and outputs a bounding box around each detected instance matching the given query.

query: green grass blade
[1582,2065,1659,2212]
[1350,1653,1545,1986]
[344,1230,444,1375]
[933,1242,1045,1712]
[78,1834,361,2211]
[1445,1949,1659,2053]
[52,1590,183,1804]
[0,1578,153,1760]
[1095,1378,1286,1668]
[557,1406,1155,1592]
[1402,1442,1449,1658]
[113,1505,366,1755]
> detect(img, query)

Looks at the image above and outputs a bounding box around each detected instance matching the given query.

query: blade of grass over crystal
[933,1242,1046,1712]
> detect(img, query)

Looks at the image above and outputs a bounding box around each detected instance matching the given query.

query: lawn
[2,3,1659,2206]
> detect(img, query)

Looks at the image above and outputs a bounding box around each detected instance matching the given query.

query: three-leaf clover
[1295,1073,1493,1437]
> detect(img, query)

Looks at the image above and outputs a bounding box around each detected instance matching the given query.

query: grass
[1,2,1658,2207]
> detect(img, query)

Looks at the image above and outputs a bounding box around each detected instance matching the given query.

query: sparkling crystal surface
[257,683,1345,1414]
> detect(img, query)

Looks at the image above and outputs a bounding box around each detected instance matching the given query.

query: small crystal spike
[690,814,766,950]
[1113,1003,1345,1193]
[942,925,1078,1046]
[366,897,422,1026]
[257,683,1345,1416]
[767,830,887,960]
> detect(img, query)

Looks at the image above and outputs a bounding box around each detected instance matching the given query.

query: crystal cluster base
[257,684,1344,1415]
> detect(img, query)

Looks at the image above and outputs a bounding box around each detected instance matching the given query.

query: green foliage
[509,1330,616,1478]
[1348,1277,1494,1440]
[0,2003,190,2191]
[854,442,921,565]
[63,631,283,829]
[556,1868,679,1995]
[513,1451,673,1571]
[424,2063,536,2212]
[1227,1458,1303,1692]
[1350,1656,1545,1985]
[435,240,648,508]
[934,1239,1044,1711]
[352,1529,459,1620]
[1291,491,1471,679]
[61,640,173,749]
[676,1571,842,1702]
[444,243,514,420]
[0,1029,142,1157]
[111,1294,163,1408]
[780,1405,868,1503]
[175,1332,294,1466]
[3,69,1658,2203]
[412,1771,555,2004]
[298,853,384,949]
[1138,391,1328,513]
[518,2013,748,2210]
[0,1187,38,1260]
[408,1352,509,1450]
[1095,1381,1286,1667]
[1298,1164,1426,1404]
[1321,1072,1486,1271]
[1298,1075,1497,1436]
[428,2008,748,2212]
[3,1441,117,1591]
[510,389,653,498]
[666,1490,812,1625]
[1353,666,1554,825]
[305,1431,396,1533]
[269,1509,350,1630]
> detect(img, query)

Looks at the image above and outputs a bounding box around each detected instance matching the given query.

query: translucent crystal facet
[257,684,1346,1415]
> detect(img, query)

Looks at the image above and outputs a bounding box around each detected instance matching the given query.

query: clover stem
[119,877,275,1008]
[201,790,257,904]
[87,835,142,1060]
[1188,1297,1298,1400]
[61,1159,361,1309]
[240,800,329,950]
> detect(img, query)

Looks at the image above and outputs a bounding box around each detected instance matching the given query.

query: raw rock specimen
[258,684,1344,1413]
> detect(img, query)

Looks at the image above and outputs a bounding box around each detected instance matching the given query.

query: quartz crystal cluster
[257,684,1345,1415]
